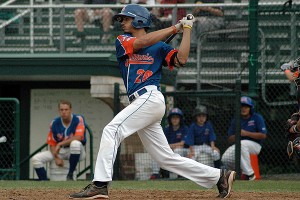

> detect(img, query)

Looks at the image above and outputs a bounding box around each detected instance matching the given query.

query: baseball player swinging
[280,57,300,164]
[69,4,235,199]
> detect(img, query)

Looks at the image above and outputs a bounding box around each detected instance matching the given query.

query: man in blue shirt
[221,96,267,181]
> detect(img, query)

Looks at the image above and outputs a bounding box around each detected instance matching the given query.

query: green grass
[0,180,299,192]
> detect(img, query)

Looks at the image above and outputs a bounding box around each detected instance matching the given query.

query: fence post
[234,79,241,179]
[248,0,259,97]
[59,6,65,53]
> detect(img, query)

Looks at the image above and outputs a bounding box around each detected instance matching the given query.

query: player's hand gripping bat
[164,14,195,44]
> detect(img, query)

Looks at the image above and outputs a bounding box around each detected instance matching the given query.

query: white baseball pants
[32,140,86,168]
[93,86,221,188]
[221,140,262,176]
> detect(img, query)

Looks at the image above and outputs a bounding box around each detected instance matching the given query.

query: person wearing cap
[184,105,223,168]
[150,107,189,179]
[221,96,268,181]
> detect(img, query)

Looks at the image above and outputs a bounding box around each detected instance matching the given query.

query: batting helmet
[241,96,254,114]
[167,108,184,125]
[168,108,183,119]
[113,4,151,29]
[193,105,208,117]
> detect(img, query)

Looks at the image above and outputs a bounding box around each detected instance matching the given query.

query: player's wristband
[171,26,177,34]
[183,25,192,30]
[293,125,300,134]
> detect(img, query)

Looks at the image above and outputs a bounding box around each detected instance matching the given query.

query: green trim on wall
[0,53,176,85]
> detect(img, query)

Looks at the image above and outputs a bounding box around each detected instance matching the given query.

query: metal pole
[59,6,65,53]
[30,0,34,53]
[49,0,53,46]
[248,0,259,97]
[290,3,297,60]
[234,79,241,179]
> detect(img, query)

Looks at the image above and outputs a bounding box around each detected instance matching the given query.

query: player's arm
[133,26,179,52]
[188,146,195,158]
[169,141,184,149]
[241,129,267,140]
[193,1,224,17]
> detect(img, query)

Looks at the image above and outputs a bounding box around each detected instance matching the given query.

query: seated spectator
[73,0,115,44]
[153,0,186,29]
[184,105,223,168]
[221,96,268,181]
[150,108,189,179]
[32,100,87,181]
[192,0,225,41]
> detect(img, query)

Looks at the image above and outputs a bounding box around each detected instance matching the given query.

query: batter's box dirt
[0,189,299,200]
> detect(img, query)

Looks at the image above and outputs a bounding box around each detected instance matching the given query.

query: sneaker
[248,174,256,181]
[69,183,108,199]
[216,169,236,198]
[67,174,74,181]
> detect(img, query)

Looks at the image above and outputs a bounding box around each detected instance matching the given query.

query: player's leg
[32,151,54,180]
[138,123,220,188]
[93,90,166,182]
[63,140,85,180]
[240,140,261,179]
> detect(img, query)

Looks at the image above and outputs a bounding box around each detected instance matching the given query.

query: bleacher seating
[177,5,300,87]
[1,2,299,86]
[1,0,117,53]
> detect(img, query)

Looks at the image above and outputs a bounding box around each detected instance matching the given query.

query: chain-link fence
[1,1,300,180]
[0,98,20,180]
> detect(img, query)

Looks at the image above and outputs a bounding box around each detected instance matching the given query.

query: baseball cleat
[69,183,109,199]
[216,169,236,198]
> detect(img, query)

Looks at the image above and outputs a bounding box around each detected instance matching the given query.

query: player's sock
[68,154,80,176]
[35,167,48,180]
[94,181,108,187]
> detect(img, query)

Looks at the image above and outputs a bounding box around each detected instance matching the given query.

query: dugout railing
[19,124,94,181]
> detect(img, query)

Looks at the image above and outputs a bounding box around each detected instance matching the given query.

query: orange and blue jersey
[115,33,178,97]
[47,114,86,146]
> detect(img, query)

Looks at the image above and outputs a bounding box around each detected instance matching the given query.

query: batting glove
[180,14,195,30]
[174,22,183,33]
[280,62,292,72]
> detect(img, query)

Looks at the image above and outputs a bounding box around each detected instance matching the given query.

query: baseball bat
[164,14,194,44]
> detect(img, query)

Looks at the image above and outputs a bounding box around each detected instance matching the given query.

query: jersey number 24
[135,69,153,83]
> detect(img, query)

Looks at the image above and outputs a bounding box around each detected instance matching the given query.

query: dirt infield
[0,189,299,200]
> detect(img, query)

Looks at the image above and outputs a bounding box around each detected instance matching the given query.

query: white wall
[29,89,113,179]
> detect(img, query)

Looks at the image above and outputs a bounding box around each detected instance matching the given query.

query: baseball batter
[69,4,235,199]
